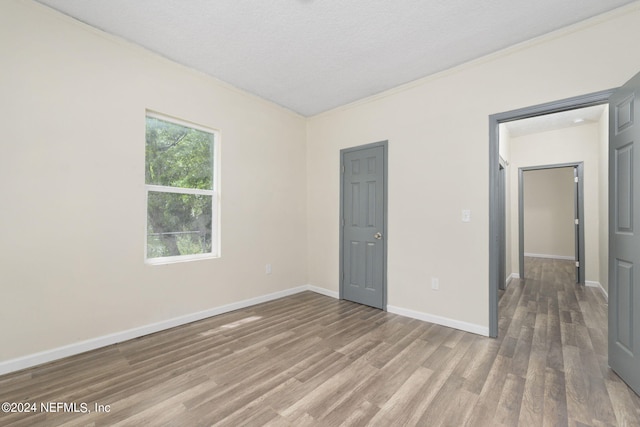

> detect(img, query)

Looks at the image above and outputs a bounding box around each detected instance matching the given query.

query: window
[145,112,219,264]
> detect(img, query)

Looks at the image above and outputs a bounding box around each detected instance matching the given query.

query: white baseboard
[585,281,608,300]
[386,305,489,337]
[524,253,575,261]
[0,283,490,376]
[0,285,318,376]
[313,285,490,337]
[305,285,339,299]
[506,273,519,287]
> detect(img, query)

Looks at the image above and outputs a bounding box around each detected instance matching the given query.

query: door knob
[374,232,382,240]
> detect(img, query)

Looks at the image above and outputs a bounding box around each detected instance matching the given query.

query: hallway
[496,257,640,426]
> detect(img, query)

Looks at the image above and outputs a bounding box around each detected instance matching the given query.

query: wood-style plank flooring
[1,257,639,426]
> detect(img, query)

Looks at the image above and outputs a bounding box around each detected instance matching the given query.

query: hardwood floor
[1,257,639,426]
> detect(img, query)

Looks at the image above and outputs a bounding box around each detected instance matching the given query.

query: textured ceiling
[36,0,634,116]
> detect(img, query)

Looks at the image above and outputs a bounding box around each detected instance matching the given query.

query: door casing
[339,140,388,309]
[488,89,615,337]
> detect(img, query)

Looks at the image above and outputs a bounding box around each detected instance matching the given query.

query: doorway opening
[519,163,585,285]
[488,90,613,338]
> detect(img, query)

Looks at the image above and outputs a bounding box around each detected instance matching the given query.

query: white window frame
[144,111,220,265]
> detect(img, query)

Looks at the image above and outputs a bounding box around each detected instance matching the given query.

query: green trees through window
[145,114,217,262]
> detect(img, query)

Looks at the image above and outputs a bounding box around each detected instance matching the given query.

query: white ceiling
[36,0,634,116]
[504,105,607,138]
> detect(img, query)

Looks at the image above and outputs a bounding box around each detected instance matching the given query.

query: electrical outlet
[431,277,439,290]
[266,263,272,274]
[462,209,471,222]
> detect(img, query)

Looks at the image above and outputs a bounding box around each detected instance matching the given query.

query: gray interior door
[498,163,506,290]
[609,71,640,396]
[341,143,386,309]
[574,166,580,284]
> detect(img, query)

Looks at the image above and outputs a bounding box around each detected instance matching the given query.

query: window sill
[145,253,219,265]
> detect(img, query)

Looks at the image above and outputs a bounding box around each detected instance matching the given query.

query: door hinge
[574,176,579,183]
[341,164,345,173]
[341,218,345,227]
[575,261,580,267]
[575,218,579,225]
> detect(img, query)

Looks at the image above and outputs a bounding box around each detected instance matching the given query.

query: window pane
[145,116,214,190]
[147,191,213,258]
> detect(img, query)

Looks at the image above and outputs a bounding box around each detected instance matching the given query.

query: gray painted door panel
[342,146,384,309]
[574,167,580,284]
[609,71,640,396]
[499,164,506,291]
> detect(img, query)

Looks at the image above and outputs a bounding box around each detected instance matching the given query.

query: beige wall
[598,107,610,293]
[306,4,640,329]
[523,168,575,258]
[499,127,513,282]
[0,1,307,364]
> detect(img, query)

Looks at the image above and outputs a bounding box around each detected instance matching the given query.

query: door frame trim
[518,162,585,284]
[339,140,388,310]
[488,89,615,337]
